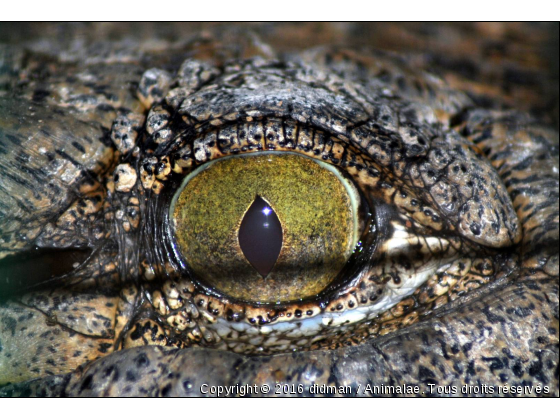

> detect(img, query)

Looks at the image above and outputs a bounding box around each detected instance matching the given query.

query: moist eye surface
[170,152,362,303]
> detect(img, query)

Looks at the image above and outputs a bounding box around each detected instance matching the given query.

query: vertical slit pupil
[238,196,282,278]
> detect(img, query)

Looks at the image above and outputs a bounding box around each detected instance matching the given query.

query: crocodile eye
[170,152,363,303]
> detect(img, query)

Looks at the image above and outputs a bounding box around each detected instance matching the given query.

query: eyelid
[162,58,520,250]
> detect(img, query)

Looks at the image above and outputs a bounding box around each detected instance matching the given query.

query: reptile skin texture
[0,23,558,397]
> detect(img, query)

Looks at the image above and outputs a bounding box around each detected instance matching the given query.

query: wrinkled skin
[0,23,558,396]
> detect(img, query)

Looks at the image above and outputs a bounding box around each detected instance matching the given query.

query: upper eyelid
[147,59,518,250]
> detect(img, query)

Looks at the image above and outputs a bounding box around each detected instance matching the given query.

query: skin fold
[0,23,558,396]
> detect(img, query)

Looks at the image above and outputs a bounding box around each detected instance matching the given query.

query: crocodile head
[0,24,558,396]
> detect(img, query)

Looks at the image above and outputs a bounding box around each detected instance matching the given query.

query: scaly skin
[0,23,558,396]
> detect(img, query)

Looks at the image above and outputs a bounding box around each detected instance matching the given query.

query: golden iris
[171,152,360,303]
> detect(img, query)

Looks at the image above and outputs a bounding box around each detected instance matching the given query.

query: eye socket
[170,152,364,303]
[140,90,515,354]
